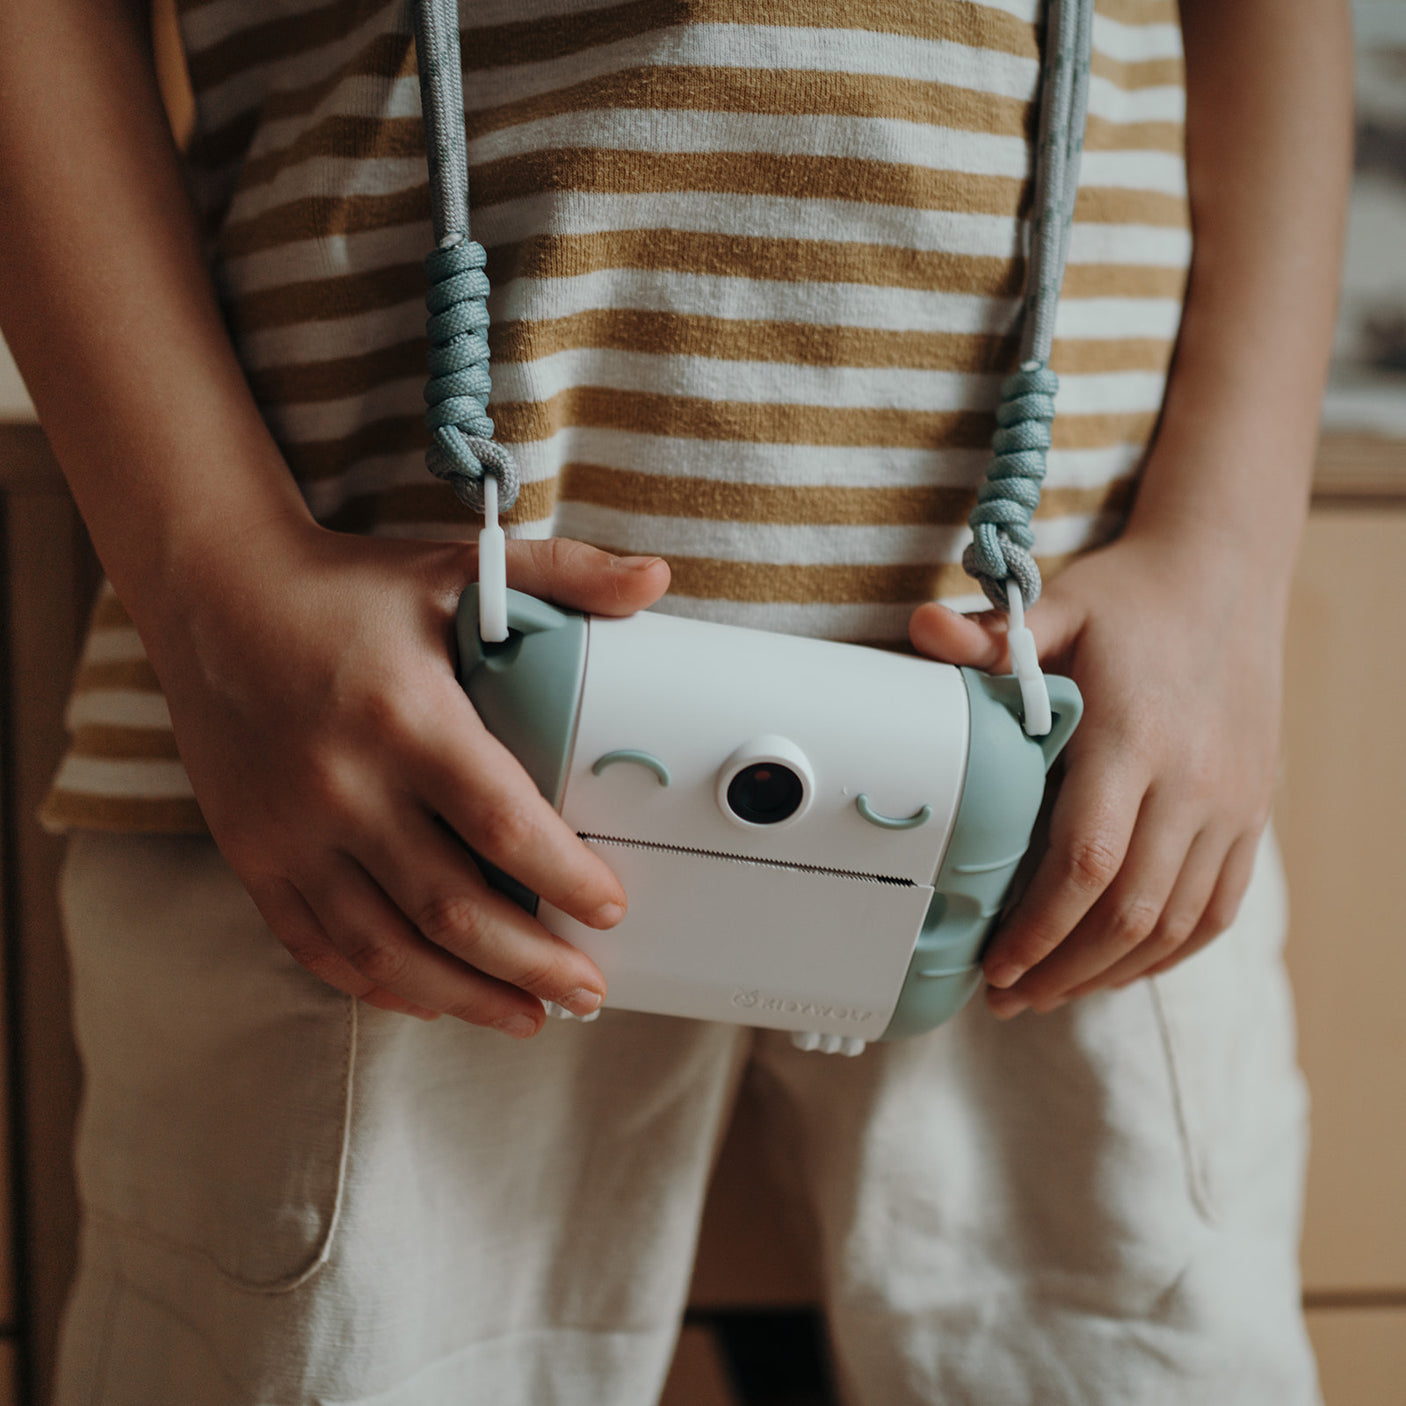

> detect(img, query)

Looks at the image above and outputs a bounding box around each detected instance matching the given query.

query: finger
[245,873,379,1001]
[357,803,608,1017]
[410,702,629,928]
[505,538,670,616]
[909,601,1009,670]
[990,791,1196,1013]
[1144,829,1261,977]
[305,853,547,1035]
[1083,826,1230,992]
[359,989,443,1020]
[982,750,1145,991]
[910,588,1083,672]
[248,879,439,1018]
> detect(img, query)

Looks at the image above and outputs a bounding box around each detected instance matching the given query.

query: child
[0,0,1350,1401]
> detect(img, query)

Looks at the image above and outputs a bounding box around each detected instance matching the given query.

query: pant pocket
[1149,826,1308,1226]
[61,832,354,1292]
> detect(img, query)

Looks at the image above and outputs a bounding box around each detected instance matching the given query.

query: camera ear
[1036,676,1083,772]
[964,669,1082,776]
[456,585,588,810]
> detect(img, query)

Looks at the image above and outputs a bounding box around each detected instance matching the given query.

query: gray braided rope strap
[963,0,1094,611]
[413,0,520,515]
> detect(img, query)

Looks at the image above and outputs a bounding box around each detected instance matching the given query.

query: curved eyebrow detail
[590,749,671,787]
[855,795,932,831]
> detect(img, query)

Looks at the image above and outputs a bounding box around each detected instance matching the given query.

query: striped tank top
[44,0,1189,833]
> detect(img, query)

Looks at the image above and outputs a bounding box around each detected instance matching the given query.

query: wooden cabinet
[1278,453,1406,1405]
[1282,508,1406,1294]
[1306,1307,1406,1406]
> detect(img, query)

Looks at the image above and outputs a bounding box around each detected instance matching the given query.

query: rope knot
[423,238,520,513]
[963,363,1058,609]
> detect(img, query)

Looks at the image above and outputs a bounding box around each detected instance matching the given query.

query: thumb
[909,589,1082,673]
[909,600,1009,670]
[505,538,671,616]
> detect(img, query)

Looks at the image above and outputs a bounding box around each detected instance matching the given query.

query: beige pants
[55,829,1318,1406]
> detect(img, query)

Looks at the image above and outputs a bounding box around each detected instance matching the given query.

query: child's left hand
[909,531,1285,1017]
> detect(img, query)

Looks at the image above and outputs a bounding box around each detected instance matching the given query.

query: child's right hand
[141,521,670,1037]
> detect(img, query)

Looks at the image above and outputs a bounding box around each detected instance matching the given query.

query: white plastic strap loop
[477,473,509,643]
[1006,582,1051,738]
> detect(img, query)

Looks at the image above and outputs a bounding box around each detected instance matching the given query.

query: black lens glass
[726,762,804,825]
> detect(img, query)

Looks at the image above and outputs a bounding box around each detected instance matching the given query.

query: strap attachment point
[478,474,509,644]
[1006,583,1051,738]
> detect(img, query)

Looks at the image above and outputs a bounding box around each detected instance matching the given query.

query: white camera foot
[791,1031,866,1056]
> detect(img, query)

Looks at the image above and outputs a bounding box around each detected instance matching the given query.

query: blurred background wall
[0,3,1404,1404]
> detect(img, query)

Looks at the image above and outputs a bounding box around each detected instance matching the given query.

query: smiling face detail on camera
[564,611,972,879]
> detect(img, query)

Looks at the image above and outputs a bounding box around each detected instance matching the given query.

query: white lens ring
[716,735,815,830]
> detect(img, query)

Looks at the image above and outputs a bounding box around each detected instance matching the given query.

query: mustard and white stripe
[45,0,1188,833]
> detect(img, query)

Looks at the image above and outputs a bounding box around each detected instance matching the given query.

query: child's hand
[143,524,670,1037]
[910,534,1283,1017]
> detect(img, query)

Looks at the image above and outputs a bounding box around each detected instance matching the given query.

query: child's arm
[912,0,1354,1015]
[0,0,667,1034]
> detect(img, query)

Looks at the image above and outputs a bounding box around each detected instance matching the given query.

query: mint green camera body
[458,587,1080,1045]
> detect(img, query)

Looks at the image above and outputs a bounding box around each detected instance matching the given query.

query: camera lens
[726,762,805,825]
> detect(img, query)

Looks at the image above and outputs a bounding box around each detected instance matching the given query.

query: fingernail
[561,987,603,1017]
[986,961,1024,989]
[494,1013,539,1039]
[592,901,626,927]
[618,555,663,571]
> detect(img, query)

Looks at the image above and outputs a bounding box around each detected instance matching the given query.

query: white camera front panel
[539,841,935,1039]
[560,609,970,885]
